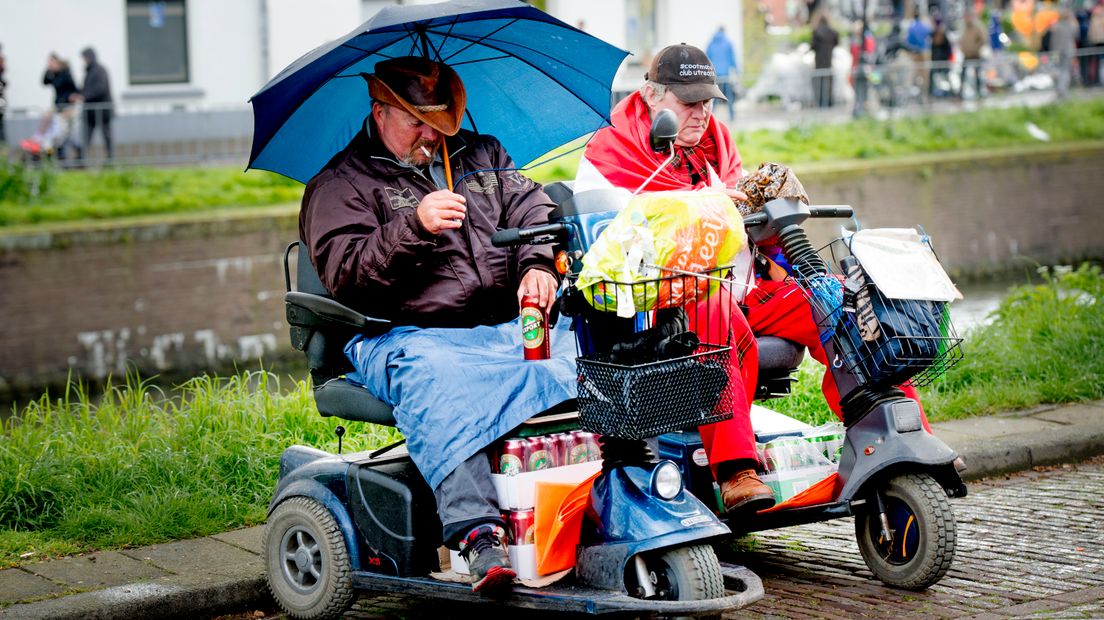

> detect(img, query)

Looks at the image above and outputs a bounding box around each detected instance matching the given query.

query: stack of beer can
[495,431,602,546]
[496,431,602,476]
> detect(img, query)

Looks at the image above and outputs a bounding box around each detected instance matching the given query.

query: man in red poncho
[576,44,934,515]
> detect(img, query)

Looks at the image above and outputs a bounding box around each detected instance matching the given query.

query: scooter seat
[757,336,805,371]
[314,377,397,426]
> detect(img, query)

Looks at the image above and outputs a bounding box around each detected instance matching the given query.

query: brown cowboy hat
[364,56,466,136]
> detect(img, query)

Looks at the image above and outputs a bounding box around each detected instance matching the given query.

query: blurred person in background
[72,47,114,160]
[812,14,839,107]
[929,19,952,97]
[39,53,80,159]
[1048,9,1080,98]
[959,12,990,98]
[906,10,934,95]
[1085,0,1104,86]
[0,43,6,148]
[706,25,739,119]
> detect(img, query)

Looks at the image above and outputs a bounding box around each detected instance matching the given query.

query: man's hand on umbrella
[518,269,558,313]
[417,190,466,235]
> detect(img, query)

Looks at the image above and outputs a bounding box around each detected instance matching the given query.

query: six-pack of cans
[496,431,602,476]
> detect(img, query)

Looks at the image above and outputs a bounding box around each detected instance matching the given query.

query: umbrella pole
[442,139,453,190]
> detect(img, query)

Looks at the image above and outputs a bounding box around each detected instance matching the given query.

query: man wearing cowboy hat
[300,56,573,594]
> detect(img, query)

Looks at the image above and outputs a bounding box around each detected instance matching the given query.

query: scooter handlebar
[808,205,854,219]
[743,205,853,229]
[491,223,568,247]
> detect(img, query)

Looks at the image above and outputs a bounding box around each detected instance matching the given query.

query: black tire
[627,544,725,620]
[264,496,356,619]
[855,473,956,590]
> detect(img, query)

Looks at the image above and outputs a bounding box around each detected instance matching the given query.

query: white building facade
[0,0,742,112]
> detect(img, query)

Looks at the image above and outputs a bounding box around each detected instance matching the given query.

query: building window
[126,0,190,84]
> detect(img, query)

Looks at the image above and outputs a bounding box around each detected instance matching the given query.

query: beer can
[541,435,561,468]
[520,294,550,360]
[569,430,598,464]
[500,439,528,475]
[526,436,551,471]
[551,432,575,467]
[508,509,536,545]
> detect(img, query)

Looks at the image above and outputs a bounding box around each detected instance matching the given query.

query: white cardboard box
[450,544,539,580]
[491,461,602,510]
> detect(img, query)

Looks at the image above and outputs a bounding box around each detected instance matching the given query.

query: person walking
[1048,9,1081,98]
[1087,1,1104,87]
[906,12,934,97]
[0,43,6,148]
[41,53,80,159]
[73,47,114,160]
[812,14,840,107]
[706,26,739,118]
[959,12,989,98]
[929,19,952,97]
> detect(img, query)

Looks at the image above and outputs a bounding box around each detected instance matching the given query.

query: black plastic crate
[576,345,734,440]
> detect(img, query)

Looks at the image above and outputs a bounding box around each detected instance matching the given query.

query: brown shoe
[720,469,776,514]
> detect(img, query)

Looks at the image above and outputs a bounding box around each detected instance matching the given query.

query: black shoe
[459,525,515,595]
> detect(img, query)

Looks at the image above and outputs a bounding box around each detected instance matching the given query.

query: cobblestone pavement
[252,458,1104,620]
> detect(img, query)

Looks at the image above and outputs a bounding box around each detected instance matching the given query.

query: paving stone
[120,537,262,578]
[991,598,1071,616]
[211,526,265,555]
[0,568,66,604]
[22,550,169,590]
[1053,586,1104,605]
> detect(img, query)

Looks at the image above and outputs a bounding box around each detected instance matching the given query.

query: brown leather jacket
[299,127,558,328]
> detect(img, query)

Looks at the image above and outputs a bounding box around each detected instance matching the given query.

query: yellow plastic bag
[576,191,746,316]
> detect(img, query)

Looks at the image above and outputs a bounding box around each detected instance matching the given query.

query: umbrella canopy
[247,0,629,184]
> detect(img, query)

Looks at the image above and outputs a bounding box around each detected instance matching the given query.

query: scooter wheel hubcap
[281,525,322,593]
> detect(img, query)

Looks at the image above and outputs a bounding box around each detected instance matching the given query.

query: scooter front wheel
[264,496,357,620]
[855,472,956,590]
[627,544,725,619]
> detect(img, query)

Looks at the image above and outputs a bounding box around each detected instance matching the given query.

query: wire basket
[576,345,734,440]
[794,247,963,389]
[568,266,749,439]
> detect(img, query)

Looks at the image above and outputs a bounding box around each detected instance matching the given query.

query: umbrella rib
[439,18,519,63]
[426,28,613,122]
[426,24,617,93]
[448,54,511,67]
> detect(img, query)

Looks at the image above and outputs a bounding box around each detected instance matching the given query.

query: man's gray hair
[640,80,668,99]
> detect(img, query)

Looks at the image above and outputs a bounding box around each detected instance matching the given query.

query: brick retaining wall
[1,143,1101,398]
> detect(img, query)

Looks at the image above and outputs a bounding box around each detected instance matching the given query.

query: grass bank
[3,98,1103,227]
[0,373,399,568]
[2,265,1100,566]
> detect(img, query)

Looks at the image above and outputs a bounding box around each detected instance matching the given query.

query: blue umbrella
[247,0,629,184]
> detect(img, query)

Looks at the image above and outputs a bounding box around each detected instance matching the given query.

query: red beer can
[526,436,551,471]
[541,435,561,468]
[550,433,574,467]
[500,439,528,475]
[520,294,550,360]
[508,509,536,545]
[564,431,589,465]
[573,431,601,462]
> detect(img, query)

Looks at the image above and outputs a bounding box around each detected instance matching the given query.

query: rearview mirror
[649,109,678,153]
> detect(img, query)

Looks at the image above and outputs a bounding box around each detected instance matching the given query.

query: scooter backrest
[284,241,359,381]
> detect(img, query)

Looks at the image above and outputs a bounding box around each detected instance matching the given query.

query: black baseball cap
[646,43,727,103]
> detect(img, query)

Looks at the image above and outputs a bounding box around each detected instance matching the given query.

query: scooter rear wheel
[264,496,357,620]
[855,473,956,590]
[627,544,725,619]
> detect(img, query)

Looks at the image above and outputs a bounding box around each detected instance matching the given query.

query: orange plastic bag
[534,472,600,575]
[759,472,841,513]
